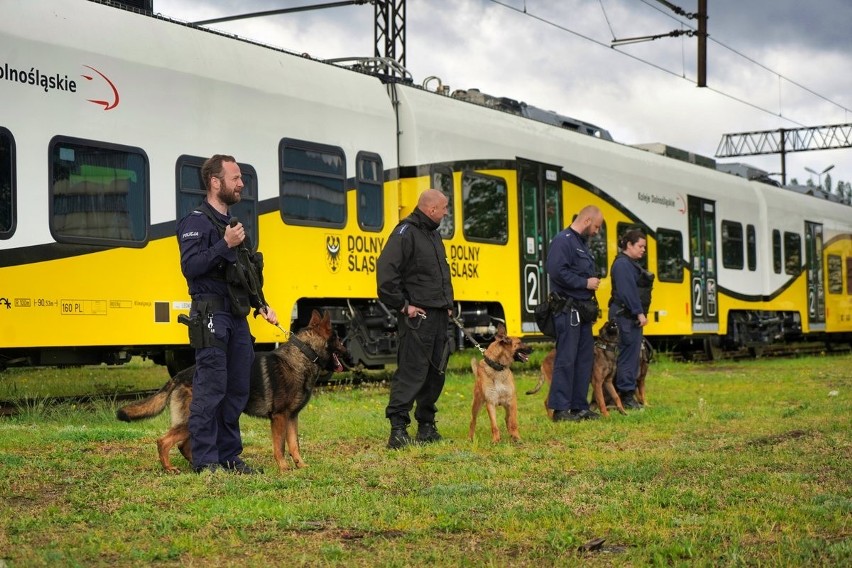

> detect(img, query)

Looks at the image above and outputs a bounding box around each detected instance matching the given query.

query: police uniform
[609,252,654,396]
[545,227,598,414]
[376,207,454,431]
[177,201,255,471]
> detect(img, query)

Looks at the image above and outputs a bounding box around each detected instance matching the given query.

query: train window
[588,221,608,278]
[847,258,852,295]
[746,224,756,271]
[656,228,683,283]
[431,166,455,239]
[772,229,782,274]
[49,137,148,246]
[827,255,842,294]
[356,152,383,232]
[462,172,507,244]
[0,128,14,239]
[279,139,345,228]
[784,231,801,276]
[175,155,258,248]
[721,221,744,270]
[616,222,648,269]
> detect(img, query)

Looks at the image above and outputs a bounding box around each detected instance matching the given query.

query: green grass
[1,350,850,566]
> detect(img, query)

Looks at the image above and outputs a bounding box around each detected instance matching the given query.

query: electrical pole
[374,0,406,75]
[697,0,707,87]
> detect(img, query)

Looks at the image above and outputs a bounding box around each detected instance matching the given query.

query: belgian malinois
[528,320,649,417]
[468,324,532,443]
[117,310,345,473]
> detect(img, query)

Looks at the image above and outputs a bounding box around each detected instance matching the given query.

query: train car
[1,0,850,371]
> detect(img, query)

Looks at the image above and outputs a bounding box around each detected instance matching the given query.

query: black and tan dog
[528,320,650,417]
[636,337,653,407]
[468,324,532,443]
[117,310,346,473]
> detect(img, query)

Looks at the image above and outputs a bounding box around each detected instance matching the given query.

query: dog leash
[450,316,486,355]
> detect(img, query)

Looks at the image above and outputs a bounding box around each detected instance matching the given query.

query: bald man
[545,205,604,422]
[377,189,455,448]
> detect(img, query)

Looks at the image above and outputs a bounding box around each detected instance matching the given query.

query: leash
[450,316,486,355]
[451,315,508,370]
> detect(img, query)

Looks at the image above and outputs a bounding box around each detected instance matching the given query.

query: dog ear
[309,310,321,327]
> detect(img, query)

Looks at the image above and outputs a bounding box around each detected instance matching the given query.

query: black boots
[387,427,412,449]
[388,422,442,448]
[416,422,442,443]
[620,391,644,410]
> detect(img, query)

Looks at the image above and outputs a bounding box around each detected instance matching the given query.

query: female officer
[608,228,654,409]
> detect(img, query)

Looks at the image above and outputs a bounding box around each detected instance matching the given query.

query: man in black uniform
[377,188,454,449]
[177,154,278,474]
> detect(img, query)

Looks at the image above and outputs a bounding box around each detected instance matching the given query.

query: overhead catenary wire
[488,0,851,128]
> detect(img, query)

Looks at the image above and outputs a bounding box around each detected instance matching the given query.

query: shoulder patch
[180,229,201,241]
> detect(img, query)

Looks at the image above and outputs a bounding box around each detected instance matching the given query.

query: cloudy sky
[156,0,852,190]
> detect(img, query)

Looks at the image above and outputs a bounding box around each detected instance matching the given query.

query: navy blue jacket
[177,201,240,299]
[545,227,596,301]
[610,253,644,316]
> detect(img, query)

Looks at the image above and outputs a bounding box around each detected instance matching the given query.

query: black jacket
[376,208,454,312]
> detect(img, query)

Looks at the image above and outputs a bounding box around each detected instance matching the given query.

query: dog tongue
[332,353,344,372]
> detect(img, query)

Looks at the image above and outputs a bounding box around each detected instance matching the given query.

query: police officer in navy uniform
[609,228,653,409]
[177,154,278,474]
[545,205,604,422]
[377,188,454,449]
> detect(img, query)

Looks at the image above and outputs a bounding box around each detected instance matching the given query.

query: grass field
[1,349,850,566]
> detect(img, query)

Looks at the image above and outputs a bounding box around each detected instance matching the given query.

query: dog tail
[116,367,187,422]
[526,372,545,395]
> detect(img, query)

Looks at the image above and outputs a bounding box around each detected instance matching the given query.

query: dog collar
[595,340,618,352]
[288,335,329,369]
[483,356,506,371]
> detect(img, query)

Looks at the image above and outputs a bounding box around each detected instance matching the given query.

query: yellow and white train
[1,0,850,371]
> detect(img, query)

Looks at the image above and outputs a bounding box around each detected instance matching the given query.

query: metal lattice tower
[715,123,852,184]
[374,0,406,76]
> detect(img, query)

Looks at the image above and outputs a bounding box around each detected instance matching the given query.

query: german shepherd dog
[528,320,649,418]
[468,324,532,443]
[117,310,346,473]
[636,337,653,406]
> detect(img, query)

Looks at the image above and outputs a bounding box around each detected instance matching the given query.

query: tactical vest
[196,203,266,317]
[611,254,655,314]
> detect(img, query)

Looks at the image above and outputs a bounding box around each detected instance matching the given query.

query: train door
[805,221,825,330]
[688,196,719,332]
[518,159,562,333]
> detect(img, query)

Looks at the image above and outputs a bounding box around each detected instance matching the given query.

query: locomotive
[1,0,850,372]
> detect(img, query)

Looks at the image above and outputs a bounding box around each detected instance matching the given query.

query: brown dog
[117,310,346,473]
[528,320,650,417]
[468,324,532,443]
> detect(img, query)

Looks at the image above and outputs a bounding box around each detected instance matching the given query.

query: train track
[0,370,390,418]
[3,345,848,417]
[670,340,851,362]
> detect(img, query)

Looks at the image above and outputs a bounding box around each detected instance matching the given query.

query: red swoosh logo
[81,65,120,110]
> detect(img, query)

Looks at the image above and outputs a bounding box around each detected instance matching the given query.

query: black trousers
[385,308,449,428]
